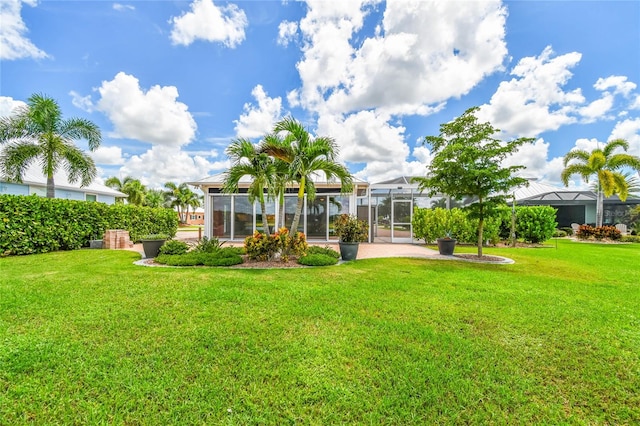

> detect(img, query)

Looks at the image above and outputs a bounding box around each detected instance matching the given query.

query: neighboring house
[184,207,205,226]
[514,179,640,227]
[0,167,126,204]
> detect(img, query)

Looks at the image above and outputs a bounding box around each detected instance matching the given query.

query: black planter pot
[141,239,166,258]
[436,238,456,255]
[338,241,360,261]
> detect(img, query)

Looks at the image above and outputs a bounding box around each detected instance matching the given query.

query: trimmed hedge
[0,195,178,256]
[155,248,243,267]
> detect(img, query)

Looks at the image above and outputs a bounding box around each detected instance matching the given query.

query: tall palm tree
[562,138,640,227]
[105,175,147,205]
[222,138,276,235]
[0,93,101,198]
[261,117,353,234]
[165,182,200,224]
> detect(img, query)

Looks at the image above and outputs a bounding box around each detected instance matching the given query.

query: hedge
[0,195,178,256]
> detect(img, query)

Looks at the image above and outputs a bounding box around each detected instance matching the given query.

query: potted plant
[436,231,456,256]
[140,234,169,258]
[334,214,369,260]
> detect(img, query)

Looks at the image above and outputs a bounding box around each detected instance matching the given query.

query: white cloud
[69,90,94,113]
[285,0,508,183]
[594,75,637,97]
[234,85,282,139]
[317,110,408,163]
[113,3,135,12]
[0,96,26,117]
[477,46,584,137]
[95,72,197,146]
[610,118,640,157]
[116,146,225,188]
[169,0,247,48]
[578,93,614,123]
[0,0,49,60]
[292,0,507,116]
[91,146,125,165]
[277,20,298,46]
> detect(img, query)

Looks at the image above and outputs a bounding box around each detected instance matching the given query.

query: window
[86,194,97,202]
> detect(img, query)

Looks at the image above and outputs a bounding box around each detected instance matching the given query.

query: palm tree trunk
[290,177,306,234]
[278,191,285,231]
[46,176,55,198]
[596,188,604,227]
[260,196,270,236]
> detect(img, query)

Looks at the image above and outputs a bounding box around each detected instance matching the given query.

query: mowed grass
[1,240,638,424]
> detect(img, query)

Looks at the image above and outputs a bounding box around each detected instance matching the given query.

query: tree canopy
[413,107,534,256]
[0,93,101,197]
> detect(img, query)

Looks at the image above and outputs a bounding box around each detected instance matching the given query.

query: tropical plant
[561,138,640,227]
[333,214,369,243]
[0,93,101,197]
[261,117,353,234]
[413,106,534,257]
[105,176,147,205]
[222,138,276,235]
[144,189,167,208]
[164,182,201,223]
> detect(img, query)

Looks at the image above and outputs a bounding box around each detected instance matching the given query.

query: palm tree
[261,117,353,234]
[165,182,200,224]
[222,138,276,235]
[0,93,101,197]
[105,176,147,205]
[144,189,167,208]
[561,138,640,227]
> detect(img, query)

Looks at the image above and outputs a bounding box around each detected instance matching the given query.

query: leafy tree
[222,138,276,235]
[144,189,166,208]
[561,139,640,227]
[164,182,201,224]
[261,117,353,234]
[0,93,101,197]
[105,175,147,205]
[413,107,534,256]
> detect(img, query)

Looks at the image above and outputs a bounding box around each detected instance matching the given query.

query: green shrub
[192,236,225,253]
[298,253,339,266]
[158,240,189,255]
[0,195,178,256]
[553,229,567,238]
[516,206,557,243]
[156,248,243,267]
[620,235,640,243]
[560,226,574,236]
[307,245,340,259]
[412,207,503,245]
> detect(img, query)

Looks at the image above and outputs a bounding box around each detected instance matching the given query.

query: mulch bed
[453,254,507,263]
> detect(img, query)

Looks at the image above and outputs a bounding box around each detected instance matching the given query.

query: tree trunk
[260,197,270,236]
[46,176,55,198]
[477,217,484,257]
[596,188,604,227]
[290,196,305,235]
[290,176,306,234]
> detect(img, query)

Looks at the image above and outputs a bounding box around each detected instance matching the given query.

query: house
[188,173,370,242]
[0,167,125,204]
[188,174,640,243]
[184,207,205,226]
[514,179,640,227]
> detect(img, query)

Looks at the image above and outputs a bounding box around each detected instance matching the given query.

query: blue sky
[1,0,639,190]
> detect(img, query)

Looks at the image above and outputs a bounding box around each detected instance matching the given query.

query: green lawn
[1,240,639,424]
